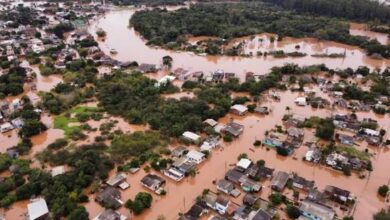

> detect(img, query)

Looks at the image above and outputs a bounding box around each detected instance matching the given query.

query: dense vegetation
[97,64,330,138]
[97,71,223,137]
[110,131,169,162]
[112,0,185,6]
[374,208,390,220]
[130,2,390,58]
[125,192,153,215]
[1,143,113,219]
[0,5,47,28]
[0,66,26,98]
[263,0,390,24]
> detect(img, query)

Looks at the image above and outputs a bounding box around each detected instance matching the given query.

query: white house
[295,97,307,106]
[215,196,230,215]
[182,131,201,143]
[186,150,206,164]
[163,168,185,182]
[236,158,252,170]
[363,128,380,137]
[203,118,218,127]
[200,142,213,152]
[51,166,66,177]
[155,75,175,87]
[27,198,49,220]
[0,122,14,133]
[230,104,248,116]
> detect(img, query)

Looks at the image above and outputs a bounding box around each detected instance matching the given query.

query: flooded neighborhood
[0,0,389,220]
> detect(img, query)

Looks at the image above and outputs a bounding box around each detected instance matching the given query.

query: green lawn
[54,106,99,138]
[336,145,371,161]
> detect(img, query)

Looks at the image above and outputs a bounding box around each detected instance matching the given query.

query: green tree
[374,208,390,220]
[315,118,335,140]
[378,185,389,197]
[67,207,89,220]
[268,193,284,206]
[286,205,301,219]
[162,55,173,68]
[18,120,47,138]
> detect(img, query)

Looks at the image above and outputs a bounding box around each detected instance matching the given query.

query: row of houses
[181,153,355,220]
[0,99,29,133]
[181,191,275,220]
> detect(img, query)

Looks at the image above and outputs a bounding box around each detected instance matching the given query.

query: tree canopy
[130,2,390,58]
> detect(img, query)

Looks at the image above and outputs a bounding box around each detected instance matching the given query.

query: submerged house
[336,133,355,146]
[230,104,248,116]
[171,157,197,175]
[182,131,201,143]
[215,195,230,215]
[106,173,129,189]
[239,175,262,192]
[137,63,157,73]
[186,150,206,164]
[171,146,188,158]
[324,185,354,204]
[201,135,220,152]
[93,209,127,220]
[222,122,244,137]
[248,209,273,220]
[95,187,123,209]
[271,171,289,192]
[0,122,14,133]
[164,167,185,182]
[236,158,252,172]
[225,168,245,184]
[141,174,166,194]
[299,200,335,220]
[291,175,315,191]
[184,201,208,219]
[264,132,285,148]
[216,179,235,195]
[305,148,322,164]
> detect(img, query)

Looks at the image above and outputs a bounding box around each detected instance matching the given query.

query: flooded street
[89,9,389,77]
[82,89,390,220]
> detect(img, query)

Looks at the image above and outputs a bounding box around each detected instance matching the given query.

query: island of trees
[130,1,390,58]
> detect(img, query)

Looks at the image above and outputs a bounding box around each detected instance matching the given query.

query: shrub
[378,185,389,197]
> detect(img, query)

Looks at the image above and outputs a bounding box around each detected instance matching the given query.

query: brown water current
[88,9,389,78]
[349,23,389,46]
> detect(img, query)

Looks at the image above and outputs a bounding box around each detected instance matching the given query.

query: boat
[110,49,118,54]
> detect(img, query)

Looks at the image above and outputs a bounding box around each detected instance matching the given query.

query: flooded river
[89,8,389,77]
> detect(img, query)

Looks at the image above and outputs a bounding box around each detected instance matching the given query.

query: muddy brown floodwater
[81,88,390,220]
[2,5,390,220]
[84,6,390,220]
[88,8,389,78]
[349,23,390,46]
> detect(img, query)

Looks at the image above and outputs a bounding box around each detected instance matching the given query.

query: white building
[295,97,307,106]
[186,150,206,164]
[236,158,252,170]
[155,75,175,87]
[182,131,201,143]
[163,168,185,182]
[27,198,49,220]
[0,122,14,133]
[230,104,248,116]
